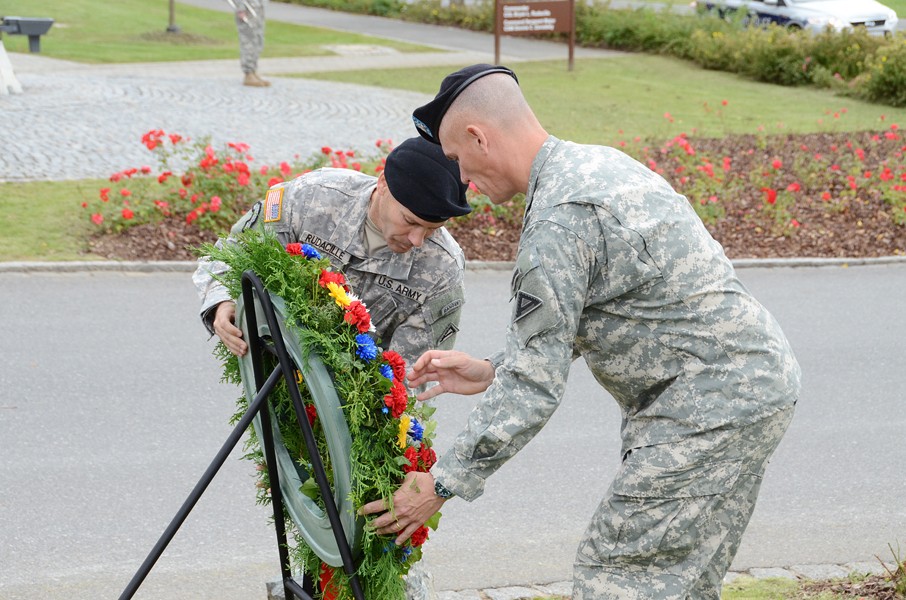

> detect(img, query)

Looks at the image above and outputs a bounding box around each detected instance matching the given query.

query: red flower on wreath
[318,270,346,289]
[419,446,436,470]
[344,300,371,333]
[402,444,436,473]
[305,404,318,427]
[410,526,429,547]
[402,446,419,473]
[382,350,406,382]
[286,243,303,256]
[384,380,408,418]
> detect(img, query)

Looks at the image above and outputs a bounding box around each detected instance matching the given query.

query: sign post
[495,0,575,71]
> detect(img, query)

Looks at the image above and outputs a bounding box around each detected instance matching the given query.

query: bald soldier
[362,64,801,600]
[194,136,471,600]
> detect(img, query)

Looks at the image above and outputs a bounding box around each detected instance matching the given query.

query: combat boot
[243,72,271,87]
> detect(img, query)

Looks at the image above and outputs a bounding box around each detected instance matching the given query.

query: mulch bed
[86,131,906,263]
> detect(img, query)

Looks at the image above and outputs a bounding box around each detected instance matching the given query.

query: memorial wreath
[199,229,442,600]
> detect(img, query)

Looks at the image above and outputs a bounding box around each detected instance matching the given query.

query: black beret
[412,63,518,145]
[383,137,471,222]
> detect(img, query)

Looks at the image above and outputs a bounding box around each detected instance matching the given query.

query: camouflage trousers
[235,0,266,74]
[573,406,795,600]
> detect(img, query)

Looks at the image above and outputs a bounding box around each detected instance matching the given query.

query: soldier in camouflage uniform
[362,65,801,600]
[193,136,471,600]
[233,0,269,87]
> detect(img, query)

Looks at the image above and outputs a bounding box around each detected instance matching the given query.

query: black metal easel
[119,270,364,600]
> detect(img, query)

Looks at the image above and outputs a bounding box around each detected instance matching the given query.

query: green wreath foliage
[198,229,442,600]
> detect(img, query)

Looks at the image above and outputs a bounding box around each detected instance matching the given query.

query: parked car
[693,0,899,36]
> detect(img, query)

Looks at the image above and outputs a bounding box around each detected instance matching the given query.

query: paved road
[1,263,904,599]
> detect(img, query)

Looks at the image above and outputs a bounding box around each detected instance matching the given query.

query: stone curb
[1,255,906,274]
[265,560,896,600]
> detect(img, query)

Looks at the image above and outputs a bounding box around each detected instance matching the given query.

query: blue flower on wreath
[355,333,378,362]
[400,546,413,562]
[301,244,321,260]
[379,364,393,380]
[408,418,424,442]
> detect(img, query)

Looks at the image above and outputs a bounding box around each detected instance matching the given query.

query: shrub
[859,41,906,107]
[686,28,741,72]
[806,28,882,81]
[398,0,494,31]
[734,26,812,86]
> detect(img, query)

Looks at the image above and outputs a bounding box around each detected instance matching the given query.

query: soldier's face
[373,177,444,253]
[440,121,508,204]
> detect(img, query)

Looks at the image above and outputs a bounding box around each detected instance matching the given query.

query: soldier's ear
[466,125,489,156]
[375,170,390,197]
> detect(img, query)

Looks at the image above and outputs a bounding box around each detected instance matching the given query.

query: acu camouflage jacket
[433,137,801,502]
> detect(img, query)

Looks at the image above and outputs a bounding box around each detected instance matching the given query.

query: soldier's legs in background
[235,0,265,75]
[572,406,794,600]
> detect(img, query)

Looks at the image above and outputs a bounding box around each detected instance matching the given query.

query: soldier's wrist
[434,479,455,500]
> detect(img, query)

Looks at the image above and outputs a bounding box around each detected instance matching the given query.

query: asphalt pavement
[1,264,905,600]
[2,2,906,599]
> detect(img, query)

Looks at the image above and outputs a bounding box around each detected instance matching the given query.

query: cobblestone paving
[1,64,432,182]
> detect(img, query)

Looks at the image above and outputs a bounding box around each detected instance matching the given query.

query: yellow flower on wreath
[397,414,411,449]
[326,281,351,307]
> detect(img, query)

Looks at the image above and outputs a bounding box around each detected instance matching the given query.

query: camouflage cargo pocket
[580,456,742,569]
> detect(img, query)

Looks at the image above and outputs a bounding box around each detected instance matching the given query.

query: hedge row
[283,0,906,107]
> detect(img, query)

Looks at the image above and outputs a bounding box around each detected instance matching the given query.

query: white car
[695,0,899,36]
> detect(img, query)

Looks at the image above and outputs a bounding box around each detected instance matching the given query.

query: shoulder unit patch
[514,290,543,321]
[436,323,459,346]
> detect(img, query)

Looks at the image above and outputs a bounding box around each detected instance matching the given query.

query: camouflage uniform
[235,0,266,75]
[431,137,800,599]
[194,168,466,600]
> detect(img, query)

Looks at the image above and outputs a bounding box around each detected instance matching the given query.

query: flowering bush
[81,131,391,234]
[610,107,906,239]
[201,230,441,600]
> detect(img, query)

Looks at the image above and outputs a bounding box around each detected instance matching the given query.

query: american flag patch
[263,187,284,222]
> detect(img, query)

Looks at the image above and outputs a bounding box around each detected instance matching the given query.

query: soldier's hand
[407,350,496,401]
[213,301,247,356]
[358,471,446,546]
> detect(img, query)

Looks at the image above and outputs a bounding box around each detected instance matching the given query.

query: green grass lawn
[305,56,906,144]
[0,0,436,62]
[0,180,102,261]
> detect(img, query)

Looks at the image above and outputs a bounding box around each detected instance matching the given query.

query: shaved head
[440,72,531,139]
[434,69,548,203]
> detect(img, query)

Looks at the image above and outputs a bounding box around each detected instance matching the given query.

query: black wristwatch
[434,480,455,500]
